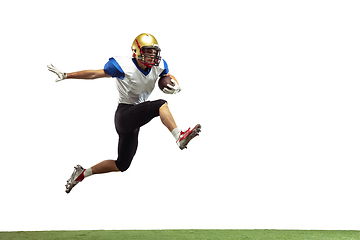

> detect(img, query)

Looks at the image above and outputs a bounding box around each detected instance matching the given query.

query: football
[158,75,174,91]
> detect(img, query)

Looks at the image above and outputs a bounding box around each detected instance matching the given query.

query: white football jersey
[106,56,168,105]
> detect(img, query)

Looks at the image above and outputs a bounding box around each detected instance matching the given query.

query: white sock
[84,168,93,178]
[171,128,181,140]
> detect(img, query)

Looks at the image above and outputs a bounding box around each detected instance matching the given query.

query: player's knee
[115,159,131,172]
[158,99,168,111]
[158,99,167,108]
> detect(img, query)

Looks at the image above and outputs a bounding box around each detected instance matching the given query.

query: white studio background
[0,0,359,231]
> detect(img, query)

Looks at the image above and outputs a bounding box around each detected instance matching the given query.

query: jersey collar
[132,58,151,76]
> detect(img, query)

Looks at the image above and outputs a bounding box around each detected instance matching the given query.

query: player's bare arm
[67,69,110,79]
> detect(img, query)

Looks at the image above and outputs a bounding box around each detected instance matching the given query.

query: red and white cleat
[177,124,201,150]
[65,165,85,194]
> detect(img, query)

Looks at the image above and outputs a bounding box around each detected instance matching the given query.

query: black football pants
[114,99,166,171]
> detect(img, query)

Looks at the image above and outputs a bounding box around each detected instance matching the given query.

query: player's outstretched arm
[47,64,110,82]
[66,69,110,80]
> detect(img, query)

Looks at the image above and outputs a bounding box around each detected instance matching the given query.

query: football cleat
[65,165,85,194]
[177,124,201,150]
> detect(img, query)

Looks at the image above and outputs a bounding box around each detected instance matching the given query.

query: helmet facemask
[134,39,161,68]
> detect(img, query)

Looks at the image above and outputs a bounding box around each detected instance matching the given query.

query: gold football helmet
[132,33,161,68]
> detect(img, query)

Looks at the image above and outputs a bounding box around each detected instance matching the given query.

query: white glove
[163,79,182,94]
[47,64,67,82]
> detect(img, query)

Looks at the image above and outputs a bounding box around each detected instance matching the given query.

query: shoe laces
[180,128,190,135]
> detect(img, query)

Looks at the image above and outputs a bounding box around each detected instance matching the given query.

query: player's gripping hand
[47,64,67,82]
[163,79,182,94]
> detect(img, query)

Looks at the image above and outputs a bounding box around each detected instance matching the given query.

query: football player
[48,33,201,193]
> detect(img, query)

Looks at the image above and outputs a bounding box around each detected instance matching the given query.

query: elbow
[89,69,108,79]
[88,71,99,79]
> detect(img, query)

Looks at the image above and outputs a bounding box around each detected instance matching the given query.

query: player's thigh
[123,99,166,130]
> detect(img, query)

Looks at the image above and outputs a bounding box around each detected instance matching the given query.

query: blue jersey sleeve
[159,59,169,76]
[104,58,125,79]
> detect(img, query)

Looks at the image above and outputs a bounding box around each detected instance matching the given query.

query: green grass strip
[0,229,358,240]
